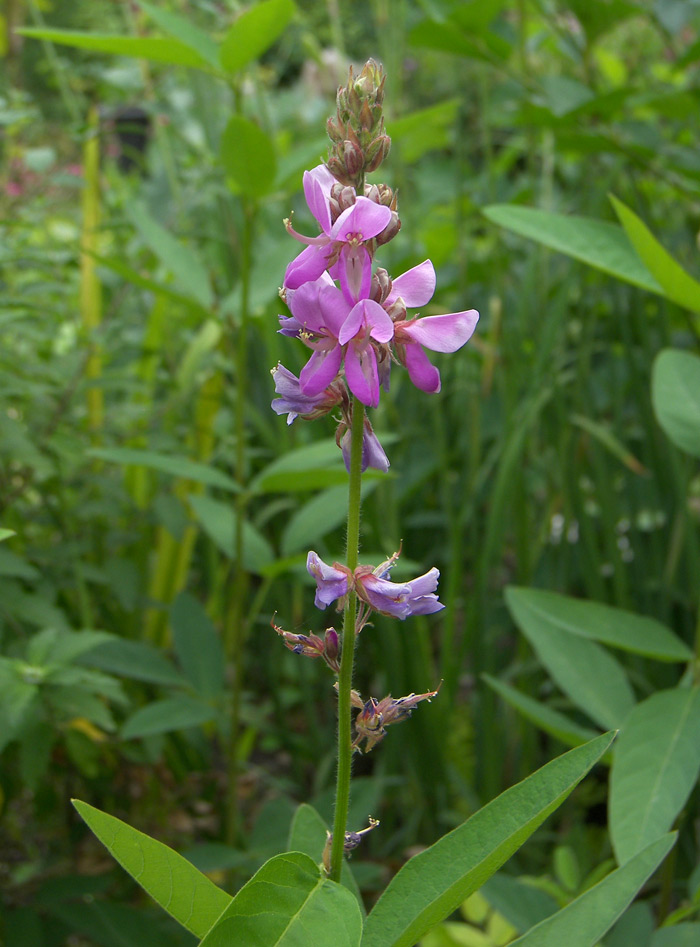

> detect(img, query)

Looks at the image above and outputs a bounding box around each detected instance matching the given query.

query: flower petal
[285,244,332,291]
[386,260,436,308]
[299,344,342,395]
[307,551,349,609]
[331,197,391,241]
[302,166,334,235]
[401,309,479,353]
[345,342,380,407]
[404,342,441,393]
[339,245,371,304]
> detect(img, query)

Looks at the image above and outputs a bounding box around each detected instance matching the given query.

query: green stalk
[330,397,365,882]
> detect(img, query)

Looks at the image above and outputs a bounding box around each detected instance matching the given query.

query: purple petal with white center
[307,551,349,609]
[401,309,479,353]
[386,260,436,308]
[404,343,441,393]
[331,197,392,242]
[299,344,342,396]
[345,343,380,407]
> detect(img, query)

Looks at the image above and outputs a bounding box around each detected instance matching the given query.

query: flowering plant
[70,59,669,947]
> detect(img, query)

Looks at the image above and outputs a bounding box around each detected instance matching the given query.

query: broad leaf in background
[220,115,277,200]
[652,350,700,458]
[652,925,700,946]
[0,529,15,542]
[80,635,185,687]
[482,205,662,294]
[170,592,225,699]
[505,588,692,662]
[16,28,213,70]
[360,732,615,947]
[72,801,232,938]
[610,194,700,312]
[136,0,220,68]
[198,851,363,946]
[609,688,700,864]
[505,589,636,730]
[281,481,378,556]
[508,834,676,947]
[121,696,216,739]
[128,202,213,309]
[188,493,274,574]
[483,674,601,750]
[89,448,239,492]
[219,0,296,73]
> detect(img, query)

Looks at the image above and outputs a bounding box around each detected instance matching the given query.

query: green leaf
[0,546,40,580]
[0,528,15,542]
[121,697,216,739]
[80,636,185,687]
[281,481,377,556]
[170,592,225,698]
[390,100,459,162]
[610,195,700,312]
[361,732,615,947]
[482,205,662,295]
[17,28,212,69]
[251,439,346,493]
[570,413,648,476]
[92,251,211,318]
[609,688,700,865]
[89,448,239,492]
[507,834,676,947]
[127,202,213,309]
[219,0,296,73]
[71,800,231,938]
[136,0,220,68]
[505,587,692,662]
[483,674,600,749]
[506,589,636,730]
[188,494,274,574]
[652,350,700,458]
[220,115,277,200]
[287,804,364,914]
[199,850,363,946]
[651,925,700,947]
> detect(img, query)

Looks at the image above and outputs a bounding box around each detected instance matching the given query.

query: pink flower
[284,165,391,290]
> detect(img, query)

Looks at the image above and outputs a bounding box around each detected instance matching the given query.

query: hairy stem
[330,398,365,881]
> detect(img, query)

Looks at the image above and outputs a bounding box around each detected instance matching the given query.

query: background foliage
[2,0,700,944]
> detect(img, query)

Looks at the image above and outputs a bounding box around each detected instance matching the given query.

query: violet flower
[340,418,390,473]
[306,552,351,610]
[270,363,341,424]
[284,165,391,290]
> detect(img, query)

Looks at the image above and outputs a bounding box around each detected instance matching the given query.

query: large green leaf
[219,0,296,73]
[0,528,15,542]
[506,589,636,730]
[609,688,700,864]
[652,350,700,458]
[610,195,700,312]
[281,481,377,556]
[505,587,692,662]
[482,205,662,294]
[360,732,615,947]
[128,202,213,309]
[121,697,216,739]
[287,804,364,914]
[220,115,277,200]
[188,493,274,574]
[652,925,700,946]
[89,448,238,492]
[80,636,185,687]
[17,28,212,69]
[72,800,231,938]
[483,674,600,749]
[199,850,363,946]
[508,834,676,947]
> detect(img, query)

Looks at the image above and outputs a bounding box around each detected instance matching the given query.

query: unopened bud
[370,267,392,304]
[365,135,391,173]
[343,139,364,177]
[375,210,401,247]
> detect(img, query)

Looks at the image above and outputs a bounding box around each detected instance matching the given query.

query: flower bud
[343,139,364,178]
[365,134,391,173]
[375,210,401,247]
[370,267,392,304]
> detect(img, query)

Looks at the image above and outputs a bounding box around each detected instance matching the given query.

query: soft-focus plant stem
[330,397,365,882]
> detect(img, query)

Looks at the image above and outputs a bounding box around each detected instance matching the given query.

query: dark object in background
[108,106,152,174]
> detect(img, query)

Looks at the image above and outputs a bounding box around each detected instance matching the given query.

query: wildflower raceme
[270,59,479,880]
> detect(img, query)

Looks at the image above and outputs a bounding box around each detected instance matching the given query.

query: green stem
[330,397,365,882]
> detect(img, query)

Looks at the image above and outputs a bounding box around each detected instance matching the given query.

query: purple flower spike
[307,551,351,610]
